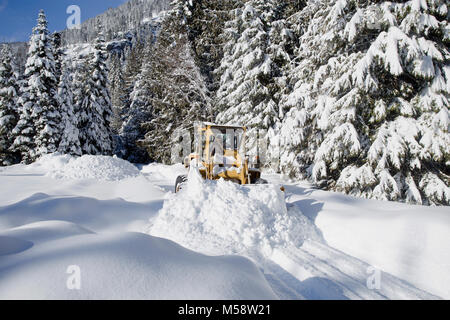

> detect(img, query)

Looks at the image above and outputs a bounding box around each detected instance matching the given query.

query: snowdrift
[0,160,278,300]
[147,169,323,256]
[0,193,162,234]
[0,227,277,300]
[0,236,33,256]
[2,158,447,299]
[305,190,450,299]
[141,162,187,183]
[32,154,141,181]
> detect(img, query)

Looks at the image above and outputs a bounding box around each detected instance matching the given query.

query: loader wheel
[255,178,268,185]
[175,175,188,193]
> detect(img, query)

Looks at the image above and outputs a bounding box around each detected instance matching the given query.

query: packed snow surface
[148,168,323,256]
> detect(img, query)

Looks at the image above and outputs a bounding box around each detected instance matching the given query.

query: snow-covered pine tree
[78,24,114,156]
[52,32,63,84]
[11,91,36,164]
[140,0,211,164]
[70,47,97,141]
[362,0,450,205]
[108,53,125,133]
[118,71,152,163]
[283,0,307,18]
[264,1,295,172]
[184,0,242,92]
[214,0,291,169]
[0,45,20,166]
[71,60,88,134]
[12,10,61,163]
[120,41,145,115]
[115,40,145,128]
[112,39,151,162]
[279,0,352,180]
[57,60,82,156]
[50,30,81,156]
[279,0,449,205]
[215,2,272,131]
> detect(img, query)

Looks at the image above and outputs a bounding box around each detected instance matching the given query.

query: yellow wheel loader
[175,122,284,193]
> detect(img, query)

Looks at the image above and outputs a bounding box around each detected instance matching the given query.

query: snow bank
[147,169,322,256]
[287,182,450,299]
[0,232,277,300]
[141,162,187,183]
[0,193,161,234]
[0,236,33,256]
[0,221,95,244]
[0,162,278,300]
[33,154,141,181]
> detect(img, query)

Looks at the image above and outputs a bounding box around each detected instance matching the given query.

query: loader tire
[255,178,268,185]
[175,175,188,193]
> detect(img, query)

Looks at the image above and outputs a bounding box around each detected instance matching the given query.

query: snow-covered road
[142,166,445,300]
[0,155,448,300]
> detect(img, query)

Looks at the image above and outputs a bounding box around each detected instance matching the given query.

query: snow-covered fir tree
[264,1,295,171]
[78,25,114,155]
[52,32,63,84]
[183,0,242,91]
[0,45,20,166]
[121,41,145,110]
[51,31,81,156]
[71,58,89,137]
[118,71,152,163]
[11,10,61,163]
[116,40,145,126]
[215,3,274,131]
[11,91,36,164]
[140,0,211,164]
[279,0,449,205]
[57,60,82,156]
[108,53,126,133]
[111,39,152,162]
[214,1,292,169]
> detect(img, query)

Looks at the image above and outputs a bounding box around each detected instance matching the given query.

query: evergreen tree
[140,0,211,164]
[57,60,82,156]
[215,3,272,130]
[185,0,242,91]
[214,1,292,169]
[51,30,81,156]
[78,25,114,155]
[0,45,20,166]
[117,40,145,126]
[52,32,63,83]
[108,53,125,133]
[71,56,89,142]
[279,0,449,205]
[12,10,61,163]
[118,71,152,163]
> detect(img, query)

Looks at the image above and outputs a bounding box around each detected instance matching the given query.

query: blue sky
[0,0,127,43]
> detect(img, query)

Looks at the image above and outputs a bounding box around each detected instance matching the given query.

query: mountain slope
[61,0,171,45]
